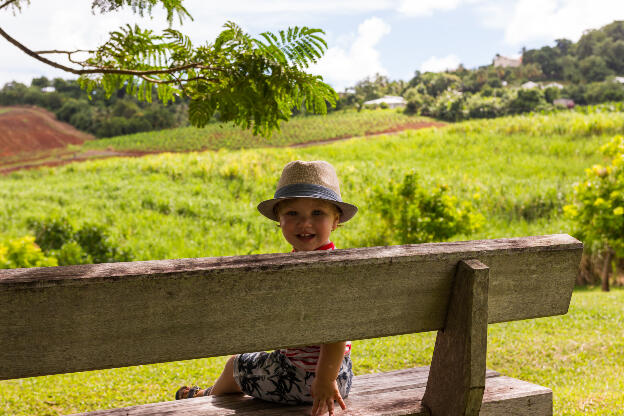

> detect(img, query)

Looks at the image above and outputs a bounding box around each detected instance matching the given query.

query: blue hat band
[274,183,342,202]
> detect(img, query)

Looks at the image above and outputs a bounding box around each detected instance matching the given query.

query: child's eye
[312,210,325,216]
[285,211,297,216]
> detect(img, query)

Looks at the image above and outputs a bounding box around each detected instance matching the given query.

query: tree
[0,0,336,135]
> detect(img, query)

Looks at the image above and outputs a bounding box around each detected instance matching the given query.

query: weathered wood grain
[68,367,551,416]
[423,259,489,415]
[0,235,581,380]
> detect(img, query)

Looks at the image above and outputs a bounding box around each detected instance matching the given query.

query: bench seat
[71,367,552,416]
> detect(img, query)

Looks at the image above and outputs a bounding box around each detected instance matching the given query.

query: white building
[544,82,564,89]
[363,95,407,109]
[614,76,624,84]
[521,81,539,89]
[493,54,522,68]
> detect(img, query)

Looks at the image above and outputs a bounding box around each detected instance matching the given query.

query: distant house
[493,54,522,68]
[363,95,407,109]
[614,76,624,84]
[41,86,56,93]
[544,82,564,89]
[554,98,575,108]
[521,81,539,89]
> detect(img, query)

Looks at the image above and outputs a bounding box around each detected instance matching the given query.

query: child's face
[277,198,340,252]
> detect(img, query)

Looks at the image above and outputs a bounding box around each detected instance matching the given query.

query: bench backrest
[0,234,582,381]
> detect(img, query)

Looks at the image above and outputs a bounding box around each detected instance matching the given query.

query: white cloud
[420,54,461,72]
[397,0,463,17]
[478,0,624,45]
[184,0,394,15]
[310,17,391,91]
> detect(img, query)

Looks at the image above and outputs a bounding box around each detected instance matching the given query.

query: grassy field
[83,110,435,152]
[2,111,622,259]
[0,287,621,415]
[1,110,624,414]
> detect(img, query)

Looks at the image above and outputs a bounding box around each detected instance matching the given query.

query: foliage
[584,81,624,104]
[367,171,483,246]
[508,88,546,114]
[1,1,336,136]
[336,74,406,111]
[565,135,624,257]
[0,79,186,138]
[0,236,58,269]
[521,20,624,83]
[28,217,133,265]
[465,94,507,119]
[407,72,462,97]
[426,90,466,121]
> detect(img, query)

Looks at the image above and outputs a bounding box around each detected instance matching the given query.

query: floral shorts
[232,350,353,404]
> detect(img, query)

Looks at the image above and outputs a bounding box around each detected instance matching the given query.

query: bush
[585,81,624,104]
[543,86,561,103]
[367,172,483,246]
[565,135,624,258]
[466,94,506,119]
[0,236,58,269]
[509,88,545,114]
[429,90,466,121]
[28,218,132,265]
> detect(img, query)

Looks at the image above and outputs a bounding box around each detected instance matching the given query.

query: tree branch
[0,0,20,11]
[0,26,225,77]
[35,49,95,55]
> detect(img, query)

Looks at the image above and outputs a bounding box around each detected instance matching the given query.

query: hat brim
[258,197,358,223]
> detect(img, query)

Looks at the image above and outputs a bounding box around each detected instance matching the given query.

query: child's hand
[310,378,346,416]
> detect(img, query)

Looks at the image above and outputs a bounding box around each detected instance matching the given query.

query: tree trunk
[601,249,612,292]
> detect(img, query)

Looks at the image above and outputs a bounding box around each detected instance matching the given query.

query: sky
[1,0,624,91]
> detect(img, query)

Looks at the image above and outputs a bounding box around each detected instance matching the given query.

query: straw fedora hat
[257,160,358,223]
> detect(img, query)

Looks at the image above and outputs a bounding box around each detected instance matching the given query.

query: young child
[176,160,358,416]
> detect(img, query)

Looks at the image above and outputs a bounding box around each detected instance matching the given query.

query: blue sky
[1,0,624,91]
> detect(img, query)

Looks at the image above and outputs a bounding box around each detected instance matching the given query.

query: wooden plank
[67,367,550,416]
[423,259,489,415]
[0,235,582,379]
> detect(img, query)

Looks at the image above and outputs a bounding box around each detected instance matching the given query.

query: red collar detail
[316,241,335,251]
[292,241,335,252]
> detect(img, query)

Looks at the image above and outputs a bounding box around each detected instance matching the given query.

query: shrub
[0,236,58,269]
[509,88,545,114]
[585,81,624,104]
[367,172,483,246]
[29,218,132,265]
[429,90,466,121]
[566,135,624,256]
[466,94,506,119]
[565,135,624,288]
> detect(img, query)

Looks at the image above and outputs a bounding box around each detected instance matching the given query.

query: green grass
[0,287,621,415]
[83,109,432,152]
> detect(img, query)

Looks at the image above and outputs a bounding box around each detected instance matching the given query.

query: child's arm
[310,341,347,416]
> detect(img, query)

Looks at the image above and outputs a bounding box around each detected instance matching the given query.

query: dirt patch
[0,106,94,157]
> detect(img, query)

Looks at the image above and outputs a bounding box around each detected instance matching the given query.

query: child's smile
[277,198,339,252]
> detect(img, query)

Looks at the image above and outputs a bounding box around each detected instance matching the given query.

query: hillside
[0,106,93,157]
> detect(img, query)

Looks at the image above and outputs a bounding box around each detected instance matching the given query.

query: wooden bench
[0,234,582,415]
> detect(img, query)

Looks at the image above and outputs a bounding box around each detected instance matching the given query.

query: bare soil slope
[0,106,93,157]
